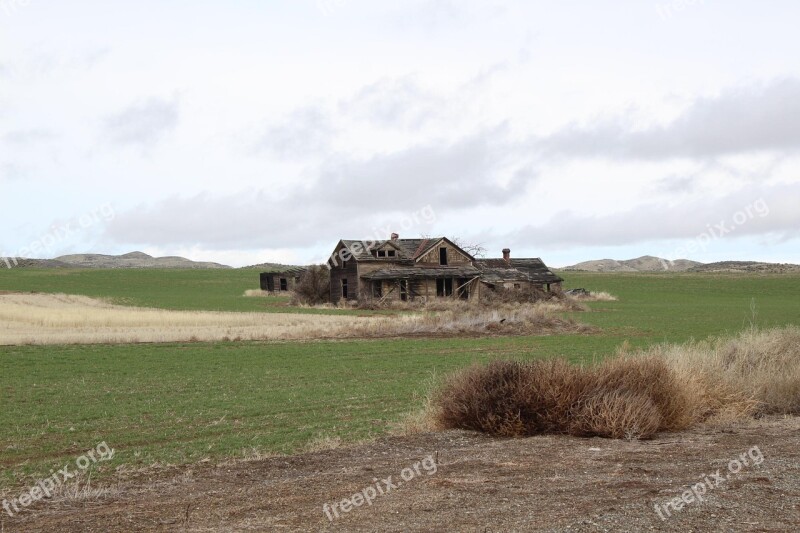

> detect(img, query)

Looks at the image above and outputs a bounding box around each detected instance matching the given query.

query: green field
[1,269,799,489]
[0,268,353,314]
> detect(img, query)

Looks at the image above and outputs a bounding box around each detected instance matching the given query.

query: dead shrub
[480,286,562,305]
[585,355,695,431]
[290,265,330,306]
[570,390,662,440]
[433,359,589,437]
[432,357,682,439]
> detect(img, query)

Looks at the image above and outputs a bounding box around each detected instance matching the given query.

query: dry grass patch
[0,293,375,345]
[567,290,618,302]
[352,301,595,338]
[243,289,272,297]
[637,326,800,421]
[0,293,593,345]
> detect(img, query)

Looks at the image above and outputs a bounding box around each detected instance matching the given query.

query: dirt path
[4,417,799,532]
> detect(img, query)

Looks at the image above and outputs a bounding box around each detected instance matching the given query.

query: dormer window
[387,250,396,257]
[377,250,386,258]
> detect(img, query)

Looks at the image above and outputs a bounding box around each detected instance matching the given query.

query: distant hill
[45,252,232,269]
[688,261,800,274]
[242,262,307,272]
[562,256,702,272]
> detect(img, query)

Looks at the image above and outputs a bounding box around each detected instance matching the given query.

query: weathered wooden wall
[330,259,359,304]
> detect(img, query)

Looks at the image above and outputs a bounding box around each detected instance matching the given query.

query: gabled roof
[412,237,475,262]
[335,237,458,262]
[474,258,563,284]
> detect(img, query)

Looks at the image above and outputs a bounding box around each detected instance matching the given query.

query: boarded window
[280,278,288,291]
[439,247,448,265]
[342,278,348,299]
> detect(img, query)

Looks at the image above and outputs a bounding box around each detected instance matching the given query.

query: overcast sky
[2,0,799,267]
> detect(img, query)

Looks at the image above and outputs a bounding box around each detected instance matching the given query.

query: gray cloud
[338,77,445,130]
[0,163,26,181]
[540,79,800,160]
[655,175,696,195]
[254,106,335,159]
[507,182,800,249]
[104,127,536,249]
[2,129,56,145]
[103,97,179,148]
[312,127,529,211]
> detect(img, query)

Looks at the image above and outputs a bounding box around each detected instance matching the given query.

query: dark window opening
[280,278,288,291]
[387,250,396,257]
[373,281,382,298]
[341,279,348,299]
[436,278,453,297]
[377,250,386,258]
[400,280,408,301]
[439,247,448,265]
[545,283,551,292]
[513,283,521,289]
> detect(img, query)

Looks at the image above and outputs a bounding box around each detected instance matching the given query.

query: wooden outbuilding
[259,267,307,293]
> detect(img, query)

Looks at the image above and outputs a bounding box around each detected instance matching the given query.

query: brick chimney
[502,248,511,263]
[391,232,399,241]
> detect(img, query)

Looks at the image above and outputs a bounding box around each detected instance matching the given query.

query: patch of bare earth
[4,417,798,532]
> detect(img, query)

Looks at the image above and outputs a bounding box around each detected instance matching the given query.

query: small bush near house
[291,265,331,306]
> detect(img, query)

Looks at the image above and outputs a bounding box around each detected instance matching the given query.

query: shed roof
[260,266,307,276]
[475,258,563,284]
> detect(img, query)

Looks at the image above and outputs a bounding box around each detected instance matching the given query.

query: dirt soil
[4,417,799,532]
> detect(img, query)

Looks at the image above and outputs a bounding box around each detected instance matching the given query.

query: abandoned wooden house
[259,267,306,293]
[327,234,563,304]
